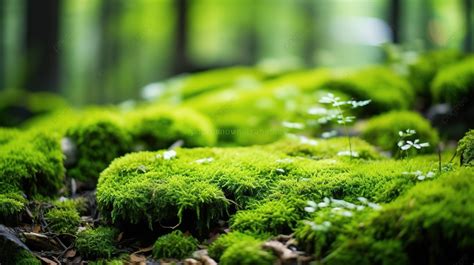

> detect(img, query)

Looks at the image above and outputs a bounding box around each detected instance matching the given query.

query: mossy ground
[1,62,472,264]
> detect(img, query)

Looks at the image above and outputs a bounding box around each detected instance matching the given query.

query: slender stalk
[337,105,352,158]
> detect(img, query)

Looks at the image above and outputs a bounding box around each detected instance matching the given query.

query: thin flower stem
[337,105,352,159]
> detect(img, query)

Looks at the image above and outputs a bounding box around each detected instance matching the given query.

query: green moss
[152,230,198,260]
[408,49,462,96]
[75,227,118,260]
[0,127,20,145]
[0,131,64,196]
[208,232,266,261]
[294,167,473,265]
[457,129,474,166]
[361,111,439,156]
[219,239,275,265]
[185,69,332,145]
[44,207,80,234]
[265,136,381,160]
[157,66,266,101]
[0,182,26,224]
[65,111,132,182]
[0,90,68,127]
[53,197,88,215]
[230,199,300,235]
[126,105,216,150]
[322,66,414,114]
[431,56,474,104]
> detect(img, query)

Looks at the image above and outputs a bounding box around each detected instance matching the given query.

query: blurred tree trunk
[25,0,60,92]
[464,0,473,52]
[388,0,401,43]
[174,0,189,74]
[97,0,123,104]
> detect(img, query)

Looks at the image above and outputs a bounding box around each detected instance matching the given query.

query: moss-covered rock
[65,111,132,182]
[457,129,474,166]
[44,207,80,234]
[75,227,118,260]
[152,230,198,260]
[126,105,216,150]
[0,131,64,196]
[322,66,414,114]
[431,57,474,104]
[361,111,439,156]
[219,238,276,265]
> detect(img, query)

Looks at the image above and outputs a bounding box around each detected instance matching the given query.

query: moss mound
[457,129,474,166]
[431,57,474,105]
[0,127,20,145]
[219,239,276,265]
[361,111,439,156]
[75,227,118,260]
[0,131,64,197]
[408,49,462,96]
[0,90,68,127]
[322,66,414,114]
[0,182,26,224]
[208,232,266,261]
[152,230,198,260]
[185,69,332,145]
[157,66,266,101]
[295,167,473,264]
[44,207,80,234]
[65,111,132,182]
[126,105,217,150]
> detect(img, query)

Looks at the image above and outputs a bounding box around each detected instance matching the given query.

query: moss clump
[208,232,266,261]
[219,239,275,265]
[157,66,266,101]
[0,131,64,196]
[65,111,132,182]
[408,49,462,96]
[126,105,217,150]
[185,69,332,145]
[0,182,26,224]
[457,129,474,166]
[0,127,20,145]
[322,66,414,114]
[230,200,300,235]
[152,230,198,260]
[295,167,474,265]
[75,227,118,259]
[0,90,68,127]
[361,111,439,156]
[431,57,474,104]
[44,207,80,234]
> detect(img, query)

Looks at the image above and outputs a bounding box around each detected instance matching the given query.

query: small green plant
[75,227,118,260]
[397,129,430,158]
[317,93,371,158]
[208,232,266,261]
[152,230,198,260]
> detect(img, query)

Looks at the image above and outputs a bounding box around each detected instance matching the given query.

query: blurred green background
[0,0,471,105]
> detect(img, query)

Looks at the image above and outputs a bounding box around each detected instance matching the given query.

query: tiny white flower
[308,107,328,115]
[299,136,318,146]
[276,168,285,173]
[357,197,368,204]
[304,206,316,213]
[321,130,338,139]
[340,211,353,217]
[307,201,317,208]
[195,157,214,164]
[318,202,329,208]
[426,171,435,178]
[337,150,359,157]
[282,121,305,129]
[368,202,382,210]
[356,205,365,211]
[163,150,177,160]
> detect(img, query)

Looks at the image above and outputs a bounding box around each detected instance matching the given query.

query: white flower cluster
[156,149,177,160]
[397,129,430,151]
[303,197,381,232]
[403,170,435,181]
